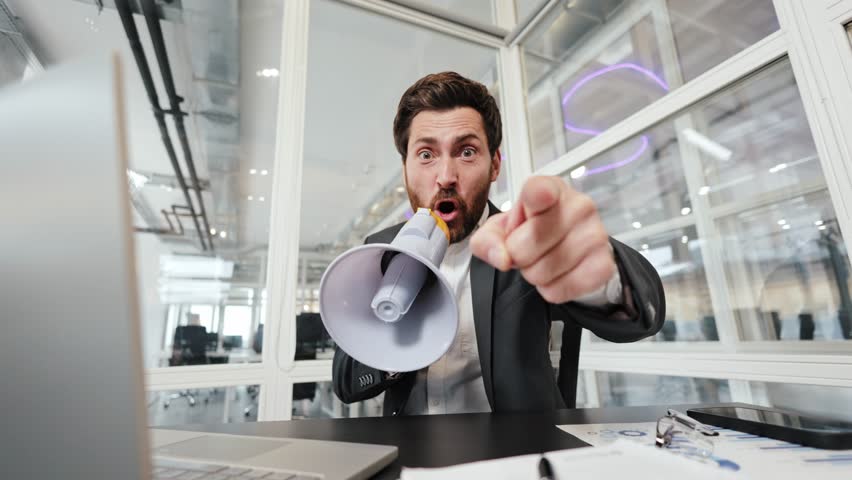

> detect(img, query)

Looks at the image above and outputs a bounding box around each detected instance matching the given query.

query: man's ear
[490,149,502,182]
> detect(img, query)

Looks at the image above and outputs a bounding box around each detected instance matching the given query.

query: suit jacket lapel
[470,201,499,410]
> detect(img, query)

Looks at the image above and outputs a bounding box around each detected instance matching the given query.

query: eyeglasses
[655,409,719,458]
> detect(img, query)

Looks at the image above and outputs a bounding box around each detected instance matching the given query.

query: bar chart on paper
[557,422,852,479]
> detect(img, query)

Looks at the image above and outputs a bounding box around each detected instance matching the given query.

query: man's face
[403,107,500,243]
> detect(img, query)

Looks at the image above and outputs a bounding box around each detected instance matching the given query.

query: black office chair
[290,314,327,416]
[243,325,264,417]
[222,335,243,351]
[165,325,209,408]
[659,319,677,342]
[252,324,264,354]
[700,315,719,341]
[169,325,209,366]
[206,332,219,351]
[799,312,815,340]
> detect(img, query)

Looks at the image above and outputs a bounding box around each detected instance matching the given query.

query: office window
[625,226,715,342]
[294,0,502,360]
[522,0,779,169]
[292,381,384,419]
[122,0,282,369]
[596,372,731,407]
[403,0,497,27]
[566,57,851,347]
[719,191,851,342]
[147,385,260,427]
[222,305,253,348]
[748,381,852,422]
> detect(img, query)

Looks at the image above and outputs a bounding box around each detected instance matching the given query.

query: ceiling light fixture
[681,207,691,216]
[632,221,642,229]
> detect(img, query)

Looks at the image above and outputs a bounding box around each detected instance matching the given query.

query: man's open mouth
[434,199,459,222]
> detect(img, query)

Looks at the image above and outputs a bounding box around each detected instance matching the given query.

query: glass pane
[622,226,716,342]
[10,0,284,368]
[562,120,687,236]
[523,0,779,169]
[596,372,731,407]
[404,0,496,26]
[292,381,384,419]
[515,0,546,24]
[147,385,260,426]
[296,0,500,360]
[718,191,852,341]
[695,61,823,206]
[0,32,31,87]
[748,381,852,422]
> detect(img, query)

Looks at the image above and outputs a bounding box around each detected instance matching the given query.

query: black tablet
[688,405,852,450]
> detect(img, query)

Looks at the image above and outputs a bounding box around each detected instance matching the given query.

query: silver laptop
[0,53,396,480]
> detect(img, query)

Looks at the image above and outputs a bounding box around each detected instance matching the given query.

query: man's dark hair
[393,71,502,161]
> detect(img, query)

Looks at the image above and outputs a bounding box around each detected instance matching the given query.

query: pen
[538,455,555,480]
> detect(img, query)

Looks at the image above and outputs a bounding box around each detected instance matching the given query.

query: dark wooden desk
[172,406,672,479]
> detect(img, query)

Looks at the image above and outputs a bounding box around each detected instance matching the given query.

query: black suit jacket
[332,202,665,415]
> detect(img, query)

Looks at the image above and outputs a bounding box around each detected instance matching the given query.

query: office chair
[165,325,209,408]
[206,332,219,351]
[289,314,327,417]
[659,318,677,342]
[222,335,243,351]
[243,325,264,417]
[798,312,815,340]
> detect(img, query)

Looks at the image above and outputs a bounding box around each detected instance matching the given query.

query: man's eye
[418,151,433,161]
[461,148,476,158]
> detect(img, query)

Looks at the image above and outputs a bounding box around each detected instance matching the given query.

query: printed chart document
[401,439,738,480]
[557,422,852,479]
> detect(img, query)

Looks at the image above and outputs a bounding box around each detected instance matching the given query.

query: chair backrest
[252,324,264,354]
[206,332,219,351]
[172,325,208,365]
[295,313,326,360]
[222,335,243,350]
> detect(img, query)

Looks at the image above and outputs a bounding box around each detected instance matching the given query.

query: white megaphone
[319,208,458,372]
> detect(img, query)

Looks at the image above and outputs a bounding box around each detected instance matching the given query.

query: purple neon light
[562,63,669,177]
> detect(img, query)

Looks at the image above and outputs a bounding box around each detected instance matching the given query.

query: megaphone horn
[319,208,459,372]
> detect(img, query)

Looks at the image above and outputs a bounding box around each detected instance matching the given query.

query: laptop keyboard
[152,457,322,480]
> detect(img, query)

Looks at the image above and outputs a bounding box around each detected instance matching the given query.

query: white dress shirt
[402,206,622,415]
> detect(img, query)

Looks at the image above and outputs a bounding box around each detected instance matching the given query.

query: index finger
[470,212,512,271]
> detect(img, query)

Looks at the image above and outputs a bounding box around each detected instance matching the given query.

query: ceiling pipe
[114,0,208,251]
[139,0,216,252]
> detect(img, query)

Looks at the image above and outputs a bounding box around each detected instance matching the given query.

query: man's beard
[407,173,492,244]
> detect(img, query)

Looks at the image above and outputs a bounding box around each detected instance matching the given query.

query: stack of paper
[401,439,741,480]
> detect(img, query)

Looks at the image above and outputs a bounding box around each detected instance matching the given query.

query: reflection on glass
[667,0,779,83]
[718,191,852,341]
[403,0,496,26]
[0,29,31,87]
[749,381,852,423]
[292,381,384,419]
[147,385,260,426]
[694,60,823,206]
[597,372,731,407]
[523,0,778,168]
[565,120,688,236]
[295,0,501,358]
[626,226,716,342]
